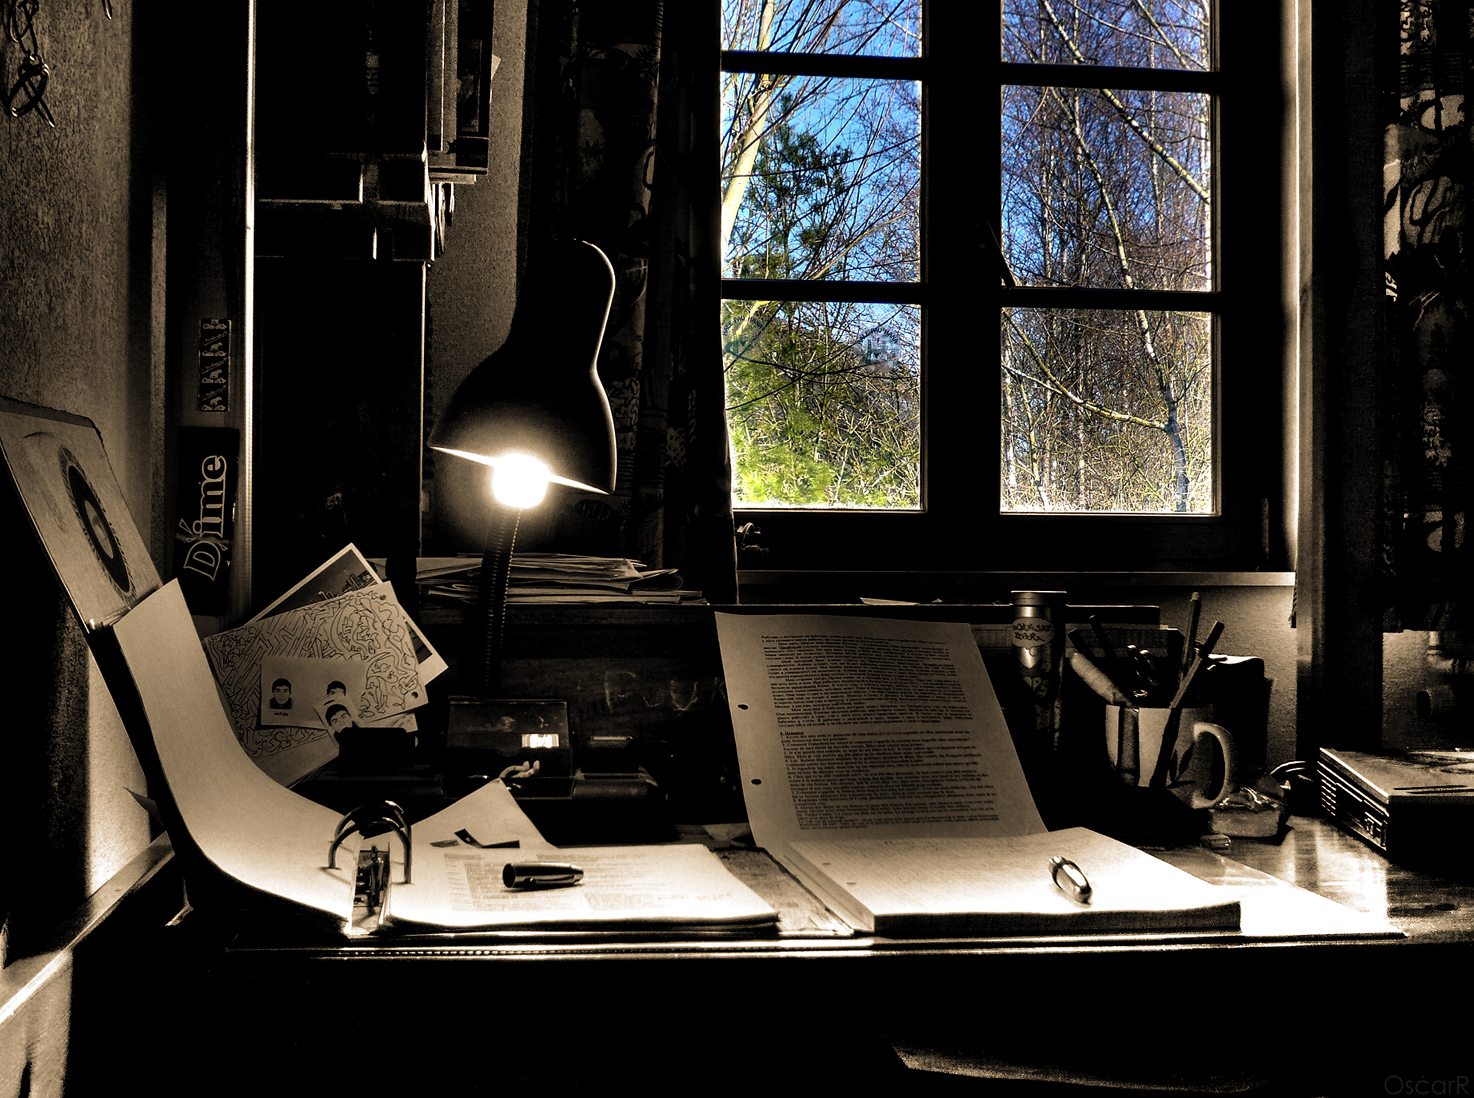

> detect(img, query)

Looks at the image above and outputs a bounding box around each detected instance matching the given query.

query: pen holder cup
[1105,706,1238,810]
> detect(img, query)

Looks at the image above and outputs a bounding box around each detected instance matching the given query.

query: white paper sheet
[115,582,360,923]
[381,842,778,932]
[787,828,1240,935]
[715,613,1046,852]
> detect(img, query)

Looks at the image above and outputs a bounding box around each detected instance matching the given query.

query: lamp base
[443,696,573,780]
[441,698,669,844]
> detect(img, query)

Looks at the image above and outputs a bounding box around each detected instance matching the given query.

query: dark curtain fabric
[1382,0,1472,630]
[526,0,736,603]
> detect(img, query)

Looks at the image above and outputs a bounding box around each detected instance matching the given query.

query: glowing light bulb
[490,454,552,509]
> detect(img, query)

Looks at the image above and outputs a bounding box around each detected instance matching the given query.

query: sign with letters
[172,426,238,615]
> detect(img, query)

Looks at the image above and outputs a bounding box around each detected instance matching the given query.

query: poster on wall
[198,319,230,412]
[1381,0,1471,628]
[0,396,162,630]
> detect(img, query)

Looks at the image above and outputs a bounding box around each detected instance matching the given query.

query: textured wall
[1,1,162,920]
[423,1,528,551]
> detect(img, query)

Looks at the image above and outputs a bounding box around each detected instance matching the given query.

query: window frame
[718,1,1288,575]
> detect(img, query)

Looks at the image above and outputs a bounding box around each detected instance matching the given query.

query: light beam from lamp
[428,239,617,698]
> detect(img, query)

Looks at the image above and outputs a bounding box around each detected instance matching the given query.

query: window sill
[740,570,1294,586]
[736,570,1295,604]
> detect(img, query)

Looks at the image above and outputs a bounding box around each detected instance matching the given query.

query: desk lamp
[428,239,617,706]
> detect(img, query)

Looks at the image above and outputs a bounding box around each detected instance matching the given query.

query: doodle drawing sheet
[203,586,426,767]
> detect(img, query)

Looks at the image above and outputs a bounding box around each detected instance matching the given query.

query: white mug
[1105,706,1238,809]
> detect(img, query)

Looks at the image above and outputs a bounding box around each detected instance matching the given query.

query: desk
[176,816,1471,1096]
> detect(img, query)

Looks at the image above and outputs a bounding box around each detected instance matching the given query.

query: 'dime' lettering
[181,538,224,582]
[180,455,229,540]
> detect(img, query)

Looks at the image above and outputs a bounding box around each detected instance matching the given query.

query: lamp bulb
[491,454,552,509]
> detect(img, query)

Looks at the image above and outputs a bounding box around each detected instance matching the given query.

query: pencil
[1182,591,1202,677]
[1150,621,1224,788]
[1194,620,1225,670]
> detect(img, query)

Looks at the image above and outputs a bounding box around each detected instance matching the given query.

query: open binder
[713,611,1247,936]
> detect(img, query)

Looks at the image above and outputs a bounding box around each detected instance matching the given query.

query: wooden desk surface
[1208,813,1474,944]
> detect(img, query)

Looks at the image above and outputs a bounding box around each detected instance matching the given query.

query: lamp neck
[475,499,520,698]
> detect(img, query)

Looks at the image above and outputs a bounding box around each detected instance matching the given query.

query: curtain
[1382,0,1472,630]
[526,0,736,603]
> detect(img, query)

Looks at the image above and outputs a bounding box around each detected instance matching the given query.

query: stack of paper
[409,553,695,604]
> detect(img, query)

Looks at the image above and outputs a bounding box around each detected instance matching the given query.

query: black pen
[503,862,585,889]
[1088,615,1119,663]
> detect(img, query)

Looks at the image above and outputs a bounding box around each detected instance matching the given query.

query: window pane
[1000,308,1213,514]
[721,75,920,282]
[725,299,921,508]
[1002,84,1211,291]
[723,0,921,57]
[1001,0,1210,71]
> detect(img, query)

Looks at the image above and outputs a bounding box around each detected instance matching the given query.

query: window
[720,3,923,512]
[718,1,1288,573]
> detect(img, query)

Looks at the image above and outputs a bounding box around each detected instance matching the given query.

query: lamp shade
[429,239,618,495]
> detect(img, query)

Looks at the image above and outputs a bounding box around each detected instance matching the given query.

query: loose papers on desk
[714,613,1241,936]
[116,581,779,935]
[380,842,777,932]
[404,552,695,604]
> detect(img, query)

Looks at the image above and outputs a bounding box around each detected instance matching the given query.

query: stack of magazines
[414,553,700,604]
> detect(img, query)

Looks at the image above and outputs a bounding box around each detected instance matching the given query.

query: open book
[714,613,1240,936]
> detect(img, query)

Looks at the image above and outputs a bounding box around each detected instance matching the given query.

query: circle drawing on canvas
[60,446,133,596]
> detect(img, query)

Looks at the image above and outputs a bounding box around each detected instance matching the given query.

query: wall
[1384,631,1469,748]
[423,0,529,551]
[1,0,161,965]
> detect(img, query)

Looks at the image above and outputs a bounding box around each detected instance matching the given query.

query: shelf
[252,0,492,261]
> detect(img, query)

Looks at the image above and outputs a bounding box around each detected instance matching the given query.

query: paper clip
[1049,856,1092,904]
[328,800,412,884]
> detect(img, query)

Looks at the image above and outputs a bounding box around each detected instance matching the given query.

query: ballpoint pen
[1049,856,1092,904]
